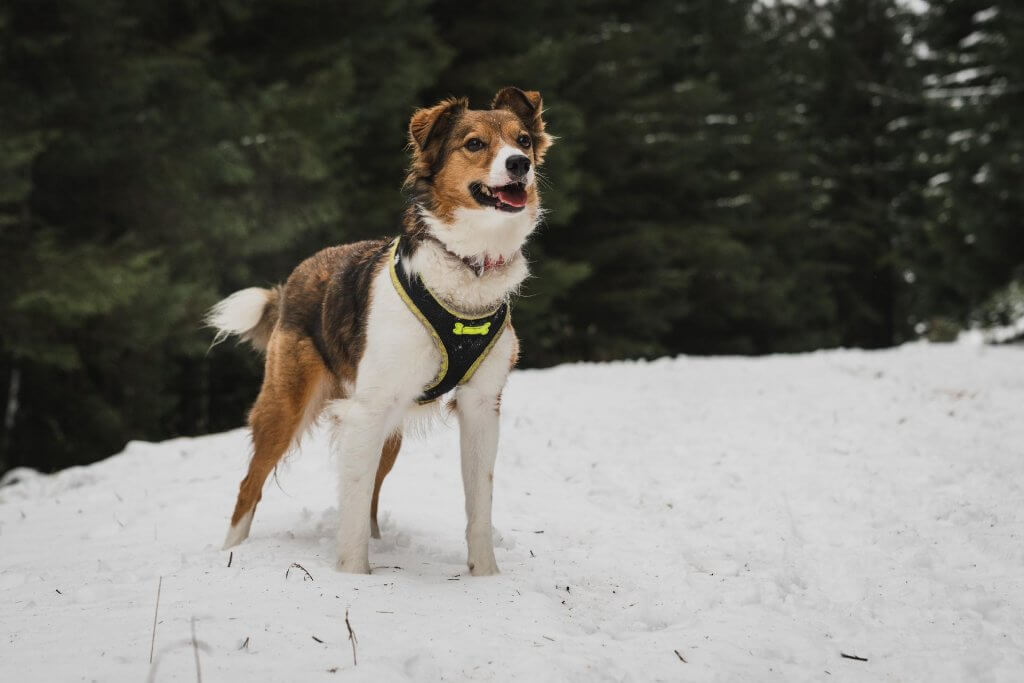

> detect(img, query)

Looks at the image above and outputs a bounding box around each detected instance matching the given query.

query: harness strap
[388,238,510,403]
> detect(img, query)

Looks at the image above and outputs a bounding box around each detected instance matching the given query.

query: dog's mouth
[469,182,528,212]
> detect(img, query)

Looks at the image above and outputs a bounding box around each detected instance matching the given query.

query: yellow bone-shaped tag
[453,321,491,336]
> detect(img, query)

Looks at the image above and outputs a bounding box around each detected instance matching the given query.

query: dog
[207,87,552,575]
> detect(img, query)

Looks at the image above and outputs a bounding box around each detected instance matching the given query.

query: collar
[419,234,509,278]
[423,234,485,276]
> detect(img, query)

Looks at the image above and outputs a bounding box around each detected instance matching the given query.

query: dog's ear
[492,87,542,122]
[409,97,467,152]
[492,87,553,165]
[406,97,468,186]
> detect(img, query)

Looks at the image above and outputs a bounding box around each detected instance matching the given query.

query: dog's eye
[465,138,485,152]
[517,133,532,148]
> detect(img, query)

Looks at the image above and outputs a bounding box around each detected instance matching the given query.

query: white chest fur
[413,208,534,315]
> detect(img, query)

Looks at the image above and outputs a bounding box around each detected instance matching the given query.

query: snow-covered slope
[2,344,1023,682]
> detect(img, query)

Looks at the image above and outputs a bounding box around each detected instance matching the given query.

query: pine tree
[914,0,1024,334]
[806,0,929,347]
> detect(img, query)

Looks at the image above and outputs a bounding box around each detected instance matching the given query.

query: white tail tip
[206,288,270,346]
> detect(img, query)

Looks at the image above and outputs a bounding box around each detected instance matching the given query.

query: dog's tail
[206,286,282,353]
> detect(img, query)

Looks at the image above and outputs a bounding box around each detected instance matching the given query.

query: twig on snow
[227,551,233,568]
[345,609,358,666]
[149,576,163,664]
[312,635,324,644]
[840,652,868,662]
[191,616,203,683]
[674,649,688,663]
[239,636,250,651]
[286,562,314,582]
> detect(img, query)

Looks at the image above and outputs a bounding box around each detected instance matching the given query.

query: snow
[715,195,753,209]
[947,129,974,145]
[2,343,1024,682]
[961,319,1024,346]
[973,7,999,24]
[941,66,995,86]
[704,114,738,126]
[959,31,989,49]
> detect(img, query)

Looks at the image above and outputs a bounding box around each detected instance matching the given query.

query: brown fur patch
[276,239,391,382]
[371,433,402,539]
[230,330,329,524]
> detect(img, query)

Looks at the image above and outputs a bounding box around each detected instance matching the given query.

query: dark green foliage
[911,0,1024,335]
[0,0,448,471]
[806,0,931,348]
[0,0,1019,473]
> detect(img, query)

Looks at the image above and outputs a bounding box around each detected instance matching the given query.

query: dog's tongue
[496,185,527,207]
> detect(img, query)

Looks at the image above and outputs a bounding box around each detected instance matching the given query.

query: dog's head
[405,88,552,262]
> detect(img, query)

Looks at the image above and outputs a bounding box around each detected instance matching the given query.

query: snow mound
[2,344,1023,681]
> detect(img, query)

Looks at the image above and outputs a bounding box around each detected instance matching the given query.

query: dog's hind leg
[223,331,328,549]
[370,433,402,539]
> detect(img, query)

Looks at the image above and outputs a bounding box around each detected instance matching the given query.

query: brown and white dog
[207,88,552,575]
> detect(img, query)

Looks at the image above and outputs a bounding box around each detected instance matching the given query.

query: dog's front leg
[457,386,501,576]
[334,400,393,574]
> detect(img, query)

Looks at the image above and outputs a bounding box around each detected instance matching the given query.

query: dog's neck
[402,205,534,315]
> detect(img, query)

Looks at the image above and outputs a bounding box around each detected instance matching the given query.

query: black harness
[388,238,510,403]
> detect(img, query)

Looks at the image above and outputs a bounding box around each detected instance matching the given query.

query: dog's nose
[505,154,531,178]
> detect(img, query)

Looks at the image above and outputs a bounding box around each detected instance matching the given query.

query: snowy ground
[2,343,1023,682]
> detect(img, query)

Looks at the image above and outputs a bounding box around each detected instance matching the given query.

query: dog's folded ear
[492,87,553,165]
[409,97,468,152]
[492,87,542,122]
[407,97,468,186]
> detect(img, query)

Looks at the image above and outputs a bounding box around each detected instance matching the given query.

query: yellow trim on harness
[459,309,510,386]
[388,239,448,396]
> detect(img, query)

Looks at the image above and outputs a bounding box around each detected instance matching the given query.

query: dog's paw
[467,556,499,577]
[336,557,371,574]
[222,509,254,549]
